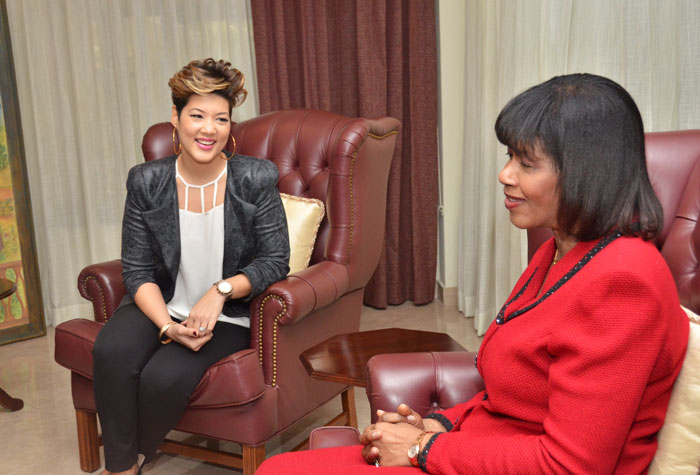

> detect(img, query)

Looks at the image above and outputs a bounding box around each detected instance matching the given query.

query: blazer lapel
[223,159,245,276]
[142,162,180,285]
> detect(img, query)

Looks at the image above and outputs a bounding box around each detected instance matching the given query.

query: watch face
[408,443,420,459]
[218,281,233,294]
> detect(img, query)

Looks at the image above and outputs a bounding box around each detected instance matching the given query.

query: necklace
[176,160,227,212]
[552,249,561,264]
[495,231,622,325]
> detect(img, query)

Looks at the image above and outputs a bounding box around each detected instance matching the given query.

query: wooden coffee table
[299,328,465,431]
[300,328,466,388]
[0,277,22,412]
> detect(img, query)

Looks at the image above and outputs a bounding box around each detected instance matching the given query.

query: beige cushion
[649,306,700,474]
[281,193,325,274]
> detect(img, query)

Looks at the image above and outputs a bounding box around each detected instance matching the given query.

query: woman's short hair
[495,73,663,241]
[168,58,247,115]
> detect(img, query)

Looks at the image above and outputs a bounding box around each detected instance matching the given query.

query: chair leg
[0,386,24,411]
[206,438,220,451]
[342,387,358,429]
[76,409,101,472]
[242,444,266,475]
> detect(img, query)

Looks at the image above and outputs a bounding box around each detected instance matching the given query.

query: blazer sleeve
[421,269,687,474]
[424,393,483,433]
[236,159,290,300]
[120,165,158,298]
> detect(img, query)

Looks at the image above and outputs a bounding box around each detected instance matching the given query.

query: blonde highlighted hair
[168,58,247,115]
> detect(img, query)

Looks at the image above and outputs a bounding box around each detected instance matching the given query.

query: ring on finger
[198,326,206,332]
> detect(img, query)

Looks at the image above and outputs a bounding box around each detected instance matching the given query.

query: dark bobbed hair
[495,73,663,241]
[168,58,247,116]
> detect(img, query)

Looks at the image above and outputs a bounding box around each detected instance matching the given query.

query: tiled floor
[0,301,482,474]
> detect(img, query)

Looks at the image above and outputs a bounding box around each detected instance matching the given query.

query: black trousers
[93,302,249,472]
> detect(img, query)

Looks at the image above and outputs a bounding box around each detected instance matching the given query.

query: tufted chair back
[142,110,397,290]
[528,130,700,314]
[647,130,700,313]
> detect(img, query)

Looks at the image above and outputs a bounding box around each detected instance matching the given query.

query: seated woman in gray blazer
[92,58,290,475]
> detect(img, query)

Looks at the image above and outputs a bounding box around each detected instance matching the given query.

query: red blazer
[423,236,689,474]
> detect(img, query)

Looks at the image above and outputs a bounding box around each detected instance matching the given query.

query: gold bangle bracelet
[159,321,176,344]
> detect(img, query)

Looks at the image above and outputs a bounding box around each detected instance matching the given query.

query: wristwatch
[407,442,421,467]
[213,280,233,298]
[408,431,429,467]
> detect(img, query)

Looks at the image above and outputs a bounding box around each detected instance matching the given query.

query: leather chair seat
[55,319,267,408]
[188,349,265,408]
[55,319,101,379]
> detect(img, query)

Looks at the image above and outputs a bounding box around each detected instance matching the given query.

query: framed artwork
[0,0,46,345]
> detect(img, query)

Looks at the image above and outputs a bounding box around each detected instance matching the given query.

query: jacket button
[482,393,488,401]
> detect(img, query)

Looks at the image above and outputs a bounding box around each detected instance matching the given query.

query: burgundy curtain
[250,0,438,307]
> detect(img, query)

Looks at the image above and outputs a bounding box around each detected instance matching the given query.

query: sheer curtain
[6,0,258,326]
[457,0,700,335]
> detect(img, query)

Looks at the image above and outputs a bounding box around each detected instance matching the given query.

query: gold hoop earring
[172,128,182,156]
[223,134,236,161]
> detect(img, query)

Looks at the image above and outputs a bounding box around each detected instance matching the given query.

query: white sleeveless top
[165,162,248,328]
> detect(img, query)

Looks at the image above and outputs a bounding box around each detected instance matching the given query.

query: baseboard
[436,284,457,307]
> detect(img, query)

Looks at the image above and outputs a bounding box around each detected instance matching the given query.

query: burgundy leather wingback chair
[310,129,700,449]
[54,109,400,473]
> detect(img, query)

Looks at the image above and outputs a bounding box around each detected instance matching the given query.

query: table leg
[0,386,23,411]
[342,387,358,429]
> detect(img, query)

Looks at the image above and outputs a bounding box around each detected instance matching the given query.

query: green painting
[0,97,26,328]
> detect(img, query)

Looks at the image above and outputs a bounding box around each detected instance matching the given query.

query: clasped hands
[360,403,446,467]
[164,286,226,351]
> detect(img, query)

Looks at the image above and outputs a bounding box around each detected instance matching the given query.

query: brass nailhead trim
[257,297,265,364]
[345,127,395,262]
[79,275,109,322]
[346,150,357,263]
[368,130,398,140]
[256,294,287,387]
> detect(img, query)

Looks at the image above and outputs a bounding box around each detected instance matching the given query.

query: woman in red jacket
[257,73,689,474]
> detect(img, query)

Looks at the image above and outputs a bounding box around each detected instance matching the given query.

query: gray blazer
[120,154,290,319]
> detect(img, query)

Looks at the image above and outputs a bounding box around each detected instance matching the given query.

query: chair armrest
[77,259,125,323]
[366,351,484,422]
[309,426,361,450]
[251,260,349,327]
